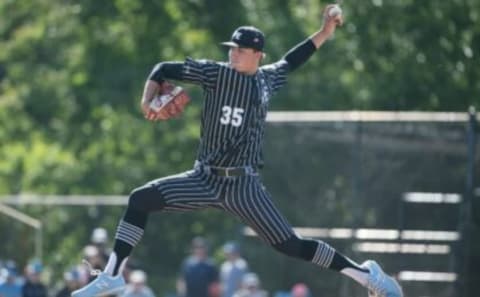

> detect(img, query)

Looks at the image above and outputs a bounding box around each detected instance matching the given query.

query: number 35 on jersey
[220,106,244,127]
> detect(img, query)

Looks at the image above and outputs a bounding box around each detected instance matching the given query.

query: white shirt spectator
[220,242,248,297]
[120,270,155,297]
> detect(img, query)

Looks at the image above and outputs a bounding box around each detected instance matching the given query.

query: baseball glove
[149,81,190,120]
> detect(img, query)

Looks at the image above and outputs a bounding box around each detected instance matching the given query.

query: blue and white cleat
[71,272,126,297]
[362,260,403,297]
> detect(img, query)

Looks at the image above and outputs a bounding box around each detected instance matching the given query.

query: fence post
[456,107,476,297]
[0,203,43,261]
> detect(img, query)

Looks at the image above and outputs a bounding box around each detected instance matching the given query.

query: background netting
[236,114,478,297]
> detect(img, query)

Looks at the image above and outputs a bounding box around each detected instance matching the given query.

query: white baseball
[149,86,184,112]
[328,5,342,17]
[149,95,166,112]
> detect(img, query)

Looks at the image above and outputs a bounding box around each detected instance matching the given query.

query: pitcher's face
[228,47,262,75]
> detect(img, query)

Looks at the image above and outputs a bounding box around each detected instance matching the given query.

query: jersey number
[220,106,244,127]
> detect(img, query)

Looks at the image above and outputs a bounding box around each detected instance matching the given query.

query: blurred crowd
[175,236,311,297]
[0,259,47,297]
[0,229,311,297]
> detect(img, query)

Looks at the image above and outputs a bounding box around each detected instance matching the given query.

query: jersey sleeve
[182,57,219,90]
[259,60,289,94]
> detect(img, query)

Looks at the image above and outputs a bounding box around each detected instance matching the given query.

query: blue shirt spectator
[0,267,22,297]
[177,237,219,297]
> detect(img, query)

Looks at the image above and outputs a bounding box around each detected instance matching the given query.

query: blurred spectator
[120,270,155,297]
[90,228,110,264]
[232,273,267,297]
[55,267,85,297]
[0,261,22,297]
[220,242,248,297]
[82,245,105,282]
[290,284,309,297]
[22,261,47,297]
[177,237,220,297]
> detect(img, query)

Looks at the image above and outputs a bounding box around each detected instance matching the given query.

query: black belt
[195,162,257,177]
[209,166,254,177]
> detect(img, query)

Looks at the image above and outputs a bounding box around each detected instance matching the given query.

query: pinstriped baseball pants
[134,167,294,244]
[121,166,335,267]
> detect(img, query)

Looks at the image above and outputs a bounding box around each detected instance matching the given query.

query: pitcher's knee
[272,236,317,261]
[128,185,165,212]
[272,235,302,257]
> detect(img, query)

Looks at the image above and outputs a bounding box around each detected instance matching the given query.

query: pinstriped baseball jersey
[139,58,297,245]
[182,58,288,167]
[136,57,299,245]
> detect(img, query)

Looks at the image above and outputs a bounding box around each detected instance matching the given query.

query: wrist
[310,30,330,49]
[319,28,333,38]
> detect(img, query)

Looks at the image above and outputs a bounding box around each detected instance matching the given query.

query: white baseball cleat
[71,272,126,297]
[362,260,404,297]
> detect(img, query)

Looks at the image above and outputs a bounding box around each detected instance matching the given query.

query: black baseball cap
[221,26,265,51]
